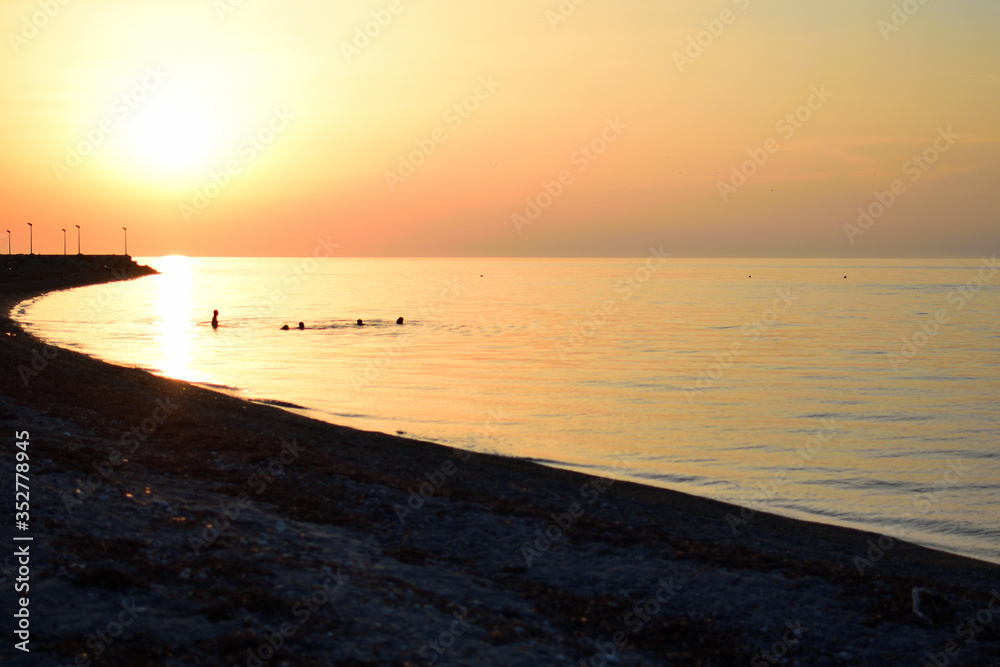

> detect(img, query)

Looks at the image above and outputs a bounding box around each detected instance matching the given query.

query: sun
[115,79,233,180]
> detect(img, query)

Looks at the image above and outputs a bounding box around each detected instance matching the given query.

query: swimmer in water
[396,317,404,325]
[281,324,290,330]
[356,319,364,326]
[298,322,305,330]
[211,310,219,329]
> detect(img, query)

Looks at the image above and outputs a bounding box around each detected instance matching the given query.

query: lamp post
[75,225,81,254]
[62,228,66,255]
[27,223,32,255]
[5,230,10,256]
[122,227,127,255]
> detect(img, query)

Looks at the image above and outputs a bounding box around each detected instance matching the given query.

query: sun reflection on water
[153,255,205,383]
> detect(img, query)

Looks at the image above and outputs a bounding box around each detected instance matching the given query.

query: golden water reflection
[153,255,204,383]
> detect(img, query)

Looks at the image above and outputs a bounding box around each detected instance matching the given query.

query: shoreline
[13,256,996,568]
[2,264,999,665]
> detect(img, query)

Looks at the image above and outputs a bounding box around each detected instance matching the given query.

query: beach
[2,260,999,666]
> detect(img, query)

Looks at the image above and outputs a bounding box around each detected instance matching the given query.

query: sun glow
[116,80,232,179]
[0,1,995,256]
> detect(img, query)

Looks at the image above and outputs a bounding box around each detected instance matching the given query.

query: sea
[13,256,1000,565]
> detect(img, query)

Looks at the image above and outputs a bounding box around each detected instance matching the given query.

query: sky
[0,0,997,257]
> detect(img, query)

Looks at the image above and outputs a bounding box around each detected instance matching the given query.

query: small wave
[194,380,239,391]
[251,398,307,409]
[853,412,935,423]
[524,457,571,467]
[766,502,863,524]
[798,476,913,492]
[629,471,710,487]
[875,448,997,460]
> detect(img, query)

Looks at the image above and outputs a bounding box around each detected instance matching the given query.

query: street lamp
[27,223,32,255]
[5,230,10,256]
[122,227,127,255]
[62,228,66,255]
[75,225,81,254]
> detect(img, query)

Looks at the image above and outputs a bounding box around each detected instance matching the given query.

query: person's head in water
[211,310,219,328]
[281,324,289,330]
[356,319,364,326]
[298,322,305,330]
[396,317,404,325]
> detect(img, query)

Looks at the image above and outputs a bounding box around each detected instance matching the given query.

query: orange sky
[1,0,997,257]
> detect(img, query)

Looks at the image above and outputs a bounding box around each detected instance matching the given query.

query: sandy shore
[2,259,999,666]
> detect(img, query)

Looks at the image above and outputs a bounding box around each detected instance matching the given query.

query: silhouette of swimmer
[357,319,364,326]
[281,324,290,330]
[396,317,404,325]
[211,310,219,329]
[298,322,305,330]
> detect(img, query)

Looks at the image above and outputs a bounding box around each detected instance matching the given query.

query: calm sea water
[14,257,1000,564]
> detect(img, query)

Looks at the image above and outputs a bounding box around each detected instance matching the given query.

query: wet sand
[1,258,998,666]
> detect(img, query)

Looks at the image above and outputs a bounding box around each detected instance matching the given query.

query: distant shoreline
[2,263,999,664]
